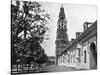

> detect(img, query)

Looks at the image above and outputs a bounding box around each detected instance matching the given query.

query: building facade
[55,6,69,64]
[55,6,97,69]
[58,21,97,69]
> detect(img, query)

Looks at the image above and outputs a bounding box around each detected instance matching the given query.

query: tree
[11,0,50,68]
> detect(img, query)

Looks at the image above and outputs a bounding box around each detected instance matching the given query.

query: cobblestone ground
[40,65,78,72]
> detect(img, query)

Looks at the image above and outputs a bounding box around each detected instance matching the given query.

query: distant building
[55,6,97,69]
[48,56,56,65]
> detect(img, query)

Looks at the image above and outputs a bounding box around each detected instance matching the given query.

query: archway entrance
[90,42,97,69]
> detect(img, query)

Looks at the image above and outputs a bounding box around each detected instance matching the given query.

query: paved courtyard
[40,65,78,72]
[12,64,82,75]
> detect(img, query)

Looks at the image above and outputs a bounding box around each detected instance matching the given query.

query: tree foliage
[11,1,49,65]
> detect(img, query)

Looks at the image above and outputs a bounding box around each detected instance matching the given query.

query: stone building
[55,6,97,70]
[58,21,97,69]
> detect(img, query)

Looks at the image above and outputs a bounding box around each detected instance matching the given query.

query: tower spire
[61,4,63,8]
[59,4,65,19]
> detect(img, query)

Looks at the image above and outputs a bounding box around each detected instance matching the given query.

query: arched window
[61,23,64,29]
[59,25,60,28]
[84,50,86,63]
[62,23,63,27]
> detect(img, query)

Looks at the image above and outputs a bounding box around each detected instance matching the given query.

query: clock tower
[55,5,69,64]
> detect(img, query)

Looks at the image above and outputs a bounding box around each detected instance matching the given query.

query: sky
[39,2,97,56]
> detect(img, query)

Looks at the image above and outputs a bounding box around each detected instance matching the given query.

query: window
[62,23,63,27]
[76,48,81,62]
[78,49,81,62]
[59,25,60,28]
[61,17,64,19]
[62,23,64,28]
[84,51,86,63]
[64,25,66,28]
[76,48,80,58]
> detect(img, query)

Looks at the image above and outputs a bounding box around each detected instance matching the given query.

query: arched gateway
[90,42,97,69]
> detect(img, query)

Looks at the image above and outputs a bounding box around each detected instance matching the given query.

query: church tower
[55,5,69,64]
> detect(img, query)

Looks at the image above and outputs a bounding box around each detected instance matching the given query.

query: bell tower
[55,5,69,64]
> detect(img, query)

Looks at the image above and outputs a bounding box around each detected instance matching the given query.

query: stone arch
[90,42,97,64]
[90,42,97,69]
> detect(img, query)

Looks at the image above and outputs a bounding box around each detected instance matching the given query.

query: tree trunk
[22,64,23,72]
[17,64,18,72]
[28,64,30,72]
[24,29,27,40]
